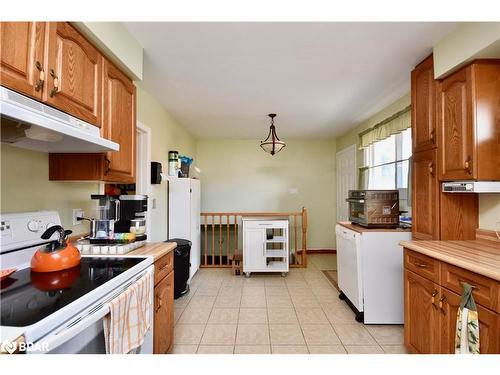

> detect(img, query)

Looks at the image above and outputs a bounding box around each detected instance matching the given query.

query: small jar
[130,218,146,235]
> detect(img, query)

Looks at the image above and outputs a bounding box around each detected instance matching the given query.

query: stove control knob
[27,220,40,232]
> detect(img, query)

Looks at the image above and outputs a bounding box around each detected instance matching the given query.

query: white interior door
[336,144,357,221]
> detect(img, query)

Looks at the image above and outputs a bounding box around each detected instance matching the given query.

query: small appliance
[88,195,120,243]
[346,189,399,228]
[30,225,81,273]
[115,195,148,241]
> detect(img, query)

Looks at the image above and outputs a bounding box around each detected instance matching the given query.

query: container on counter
[129,218,146,235]
[168,151,179,176]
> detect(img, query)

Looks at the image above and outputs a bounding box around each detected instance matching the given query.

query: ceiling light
[260,113,285,155]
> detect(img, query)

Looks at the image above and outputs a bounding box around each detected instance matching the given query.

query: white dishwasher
[335,225,363,313]
[335,223,411,324]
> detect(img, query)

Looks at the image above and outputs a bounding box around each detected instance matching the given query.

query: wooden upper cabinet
[0,22,46,99]
[45,22,102,126]
[439,288,499,354]
[436,67,474,180]
[411,55,437,153]
[404,269,442,353]
[437,60,500,181]
[102,59,136,183]
[412,149,440,240]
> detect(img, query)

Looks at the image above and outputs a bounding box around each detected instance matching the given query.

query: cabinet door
[45,22,102,126]
[411,55,436,152]
[437,66,475,180]
[440,288,499,354]
[243,228,266,271]
[412,149,440,240]
[102,58,136,183]
[0,22,45,99]
[154,271,174,354]
[404,269,441,353]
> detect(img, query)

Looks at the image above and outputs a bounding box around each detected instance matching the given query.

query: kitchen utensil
[31,225,81,273]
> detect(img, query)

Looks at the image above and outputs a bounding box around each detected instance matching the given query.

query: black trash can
[166,238,192,299]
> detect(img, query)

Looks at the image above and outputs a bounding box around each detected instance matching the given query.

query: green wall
[196,138,336,249]
[136,83,197,241]
[0,145,99,235]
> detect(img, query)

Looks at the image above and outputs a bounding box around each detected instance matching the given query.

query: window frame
[364,128,411,190]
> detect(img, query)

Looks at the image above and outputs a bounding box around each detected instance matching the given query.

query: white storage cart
[242,218,289,277]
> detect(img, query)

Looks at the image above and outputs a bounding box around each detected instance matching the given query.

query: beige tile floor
[172,254,407,354]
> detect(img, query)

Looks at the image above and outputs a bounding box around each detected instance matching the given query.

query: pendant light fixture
[260,113,286,155]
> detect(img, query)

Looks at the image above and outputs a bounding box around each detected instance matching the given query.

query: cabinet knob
[34,61,45,92]
[430,129,435,143]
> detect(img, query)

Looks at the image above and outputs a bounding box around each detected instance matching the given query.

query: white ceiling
[124,22,457,139]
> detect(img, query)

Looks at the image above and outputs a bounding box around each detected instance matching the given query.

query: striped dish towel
[104,271,152,354]
[455,282,480,354]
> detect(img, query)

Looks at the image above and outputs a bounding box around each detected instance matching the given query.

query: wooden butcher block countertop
[338,221,411,233]
[399,238,500,281]
[125,241,177,261]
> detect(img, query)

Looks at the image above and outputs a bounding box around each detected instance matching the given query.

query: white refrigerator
[168,177,201,281]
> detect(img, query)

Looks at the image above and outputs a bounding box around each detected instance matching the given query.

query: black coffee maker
[114,195,148,241]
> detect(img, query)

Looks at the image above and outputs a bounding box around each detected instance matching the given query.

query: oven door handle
[346,198,365,203]
[26,303,110,353]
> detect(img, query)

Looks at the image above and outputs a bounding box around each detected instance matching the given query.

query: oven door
[346,198,367,225]
[26,265,154,354]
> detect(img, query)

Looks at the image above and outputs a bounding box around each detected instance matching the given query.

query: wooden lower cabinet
[404,269,441,353]
[153,261,174,354]
[404,248,500,354]
[440,288,499,354]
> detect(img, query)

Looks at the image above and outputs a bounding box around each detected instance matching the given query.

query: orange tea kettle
[31,225,81,273]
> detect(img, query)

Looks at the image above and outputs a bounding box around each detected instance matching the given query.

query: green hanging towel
[455,282,480,354]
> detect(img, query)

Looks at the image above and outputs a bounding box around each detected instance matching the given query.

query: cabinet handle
[156,296,163,312]
[34,61,45,92]
[431,290,438,309]
[428,162,435,177]
[159,264,168,271]
[104,157,111,175]
[439,295,446,315]
[49,69,59,97]
[459,280,479,291]
[464,156,472,174]
[430,129,435,144]
[414,261,428,269]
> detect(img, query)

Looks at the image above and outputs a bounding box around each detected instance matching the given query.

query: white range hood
[442,181,500,193]
[0,86,119,153]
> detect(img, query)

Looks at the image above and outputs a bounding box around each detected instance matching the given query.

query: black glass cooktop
[0,257,144,327]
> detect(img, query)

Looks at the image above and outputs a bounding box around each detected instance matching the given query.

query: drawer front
[404,248,440,283]
[154,251,173,286]
[440,262,499,313]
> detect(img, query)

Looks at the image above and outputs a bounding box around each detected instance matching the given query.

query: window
[364,128,412,190]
